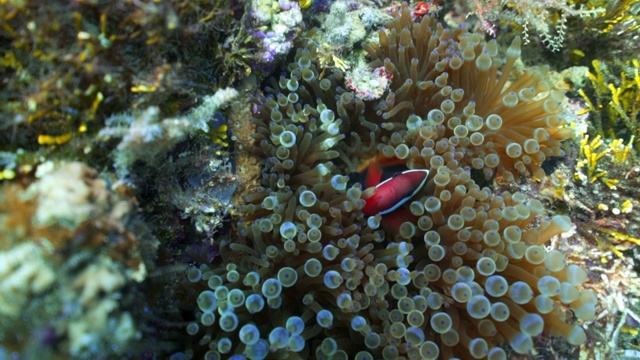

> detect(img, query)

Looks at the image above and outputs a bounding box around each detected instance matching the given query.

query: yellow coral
[575,133,620,188]
[131,64,172,93]
[599,0,640,34]
[621,198,633,213]
[610,136,634,164]
[209,123,229,147]
[37,133,73,146]
[574,123,635,190]
[585,224,640,259]
[580,59,640,149]
[0,169,16,181]
[316,43,349,79]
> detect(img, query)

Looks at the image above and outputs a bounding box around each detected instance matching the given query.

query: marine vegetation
[175,4,597,359]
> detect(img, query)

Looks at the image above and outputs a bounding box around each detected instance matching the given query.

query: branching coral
[583,0,640,35]
[574,133,634,189]
[99,87,238,179]
[181,4,595,359]
[579,58,640,150]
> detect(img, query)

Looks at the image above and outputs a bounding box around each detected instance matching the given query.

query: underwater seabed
[1,0,640,359]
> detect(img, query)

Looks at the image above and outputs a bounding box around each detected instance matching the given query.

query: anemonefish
[349,156,429,217]
[413,1,440,17]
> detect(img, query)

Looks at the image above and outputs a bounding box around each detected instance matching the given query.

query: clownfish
[349,156,429,217]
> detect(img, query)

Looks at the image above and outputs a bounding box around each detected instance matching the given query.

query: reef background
[1,0,639,359]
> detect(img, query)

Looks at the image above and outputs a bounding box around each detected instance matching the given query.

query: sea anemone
[182,4,593,359]
[363,7,572,182]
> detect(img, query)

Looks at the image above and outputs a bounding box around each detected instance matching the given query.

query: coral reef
[345,61,393,101]
[0,0,244,151]
[0,162,157,358]
[574,133,634,190]
[248,0,304,63]
[2,1,639,359]
[453,0,604,51]
[304,0,392,79]
[98,87,239,179]
[579,59,640,150]
[535,139,640,359]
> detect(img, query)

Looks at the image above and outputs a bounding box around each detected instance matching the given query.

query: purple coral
[247,0,303,65]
